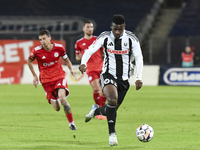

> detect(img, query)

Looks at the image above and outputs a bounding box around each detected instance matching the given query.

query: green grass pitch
[0,84,200,150]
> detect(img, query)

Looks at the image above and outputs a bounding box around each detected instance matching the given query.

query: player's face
[83,23,94,36]
[185,46,191,53]
[39,34,51,48]
[111,23,125,39]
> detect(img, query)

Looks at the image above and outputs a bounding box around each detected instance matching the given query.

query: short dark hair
[112,14,125,25]
[84,21,93,25]
[38,29,51,37]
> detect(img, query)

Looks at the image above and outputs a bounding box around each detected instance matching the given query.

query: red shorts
[42,78,69,104]
[87,71,101,84]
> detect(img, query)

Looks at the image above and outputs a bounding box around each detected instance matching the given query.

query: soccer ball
[136,124,154,142]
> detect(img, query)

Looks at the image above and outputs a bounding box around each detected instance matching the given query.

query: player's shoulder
[76,37,84,43]
[54,43,63,48]
[34,45,43,51]
[53,43,65,51]
[91,36,97,40]
[125,30,139,42]
[97,31,111,40]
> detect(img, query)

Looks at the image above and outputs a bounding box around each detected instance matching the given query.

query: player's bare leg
[90,79,106,120]
[51,99,61,111]
[58,88,77,130]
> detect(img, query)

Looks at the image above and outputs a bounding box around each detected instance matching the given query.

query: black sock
[94,104,107,116]
[106,104,117,134]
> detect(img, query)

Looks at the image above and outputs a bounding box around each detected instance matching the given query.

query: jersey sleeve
[75,41,81,55]
[81,36,104,66]
[131,40,143,81]
[59,45,68,60]
[29,48,36,61]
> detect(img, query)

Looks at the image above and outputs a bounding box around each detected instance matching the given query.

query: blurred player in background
[75,21,106,120]
[79,14,143,146]
[27,29,77,130]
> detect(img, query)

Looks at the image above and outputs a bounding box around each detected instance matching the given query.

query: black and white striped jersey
[81,30,143,81]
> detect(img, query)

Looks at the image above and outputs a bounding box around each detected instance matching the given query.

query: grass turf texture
[0,84,199,150]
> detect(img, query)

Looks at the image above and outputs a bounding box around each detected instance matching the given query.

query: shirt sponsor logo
[43,61,57,66]
[163,68,200,85]
[107,48,129,54]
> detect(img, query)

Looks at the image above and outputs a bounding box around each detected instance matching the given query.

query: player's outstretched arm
[27,58,39,87]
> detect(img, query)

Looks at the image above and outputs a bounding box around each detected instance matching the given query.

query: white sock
[69,121,75,126]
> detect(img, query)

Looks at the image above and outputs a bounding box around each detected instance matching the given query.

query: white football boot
[85,104,99,122]
[109,133,118,146]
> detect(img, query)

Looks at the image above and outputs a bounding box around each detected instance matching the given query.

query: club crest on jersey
[124,43,127,46]
[54,52,59,57]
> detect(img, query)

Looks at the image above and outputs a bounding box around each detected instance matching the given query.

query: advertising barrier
[159,67,200,86]
[0,40,65,84]
[21,64,160,86]
[0,65,22,84]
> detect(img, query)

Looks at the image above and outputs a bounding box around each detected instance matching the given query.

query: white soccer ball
[136,124,154,142]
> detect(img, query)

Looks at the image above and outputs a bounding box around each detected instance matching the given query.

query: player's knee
[51,100,61,111]
[53,104,60,111]
[93,87,99,91]
[107,98,117,106]
[59,97,66,104]
[55,107,60,111]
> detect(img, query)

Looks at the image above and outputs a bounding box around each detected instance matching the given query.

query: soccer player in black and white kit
[79,14,143,146]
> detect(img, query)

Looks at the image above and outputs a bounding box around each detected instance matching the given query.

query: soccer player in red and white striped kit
[75,21,106,120]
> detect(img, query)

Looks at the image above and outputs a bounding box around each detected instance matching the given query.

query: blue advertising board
[159,67,200,85]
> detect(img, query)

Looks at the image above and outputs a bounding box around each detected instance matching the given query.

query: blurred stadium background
[0,0,199,85]
[1,1,200,149]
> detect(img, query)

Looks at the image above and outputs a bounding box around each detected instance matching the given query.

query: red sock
[93,90,100,105]
[66,113,73,123]
[99,94,107,107]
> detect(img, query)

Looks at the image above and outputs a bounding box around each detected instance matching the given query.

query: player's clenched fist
[135,80,143,90]
[79,64,87,74]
